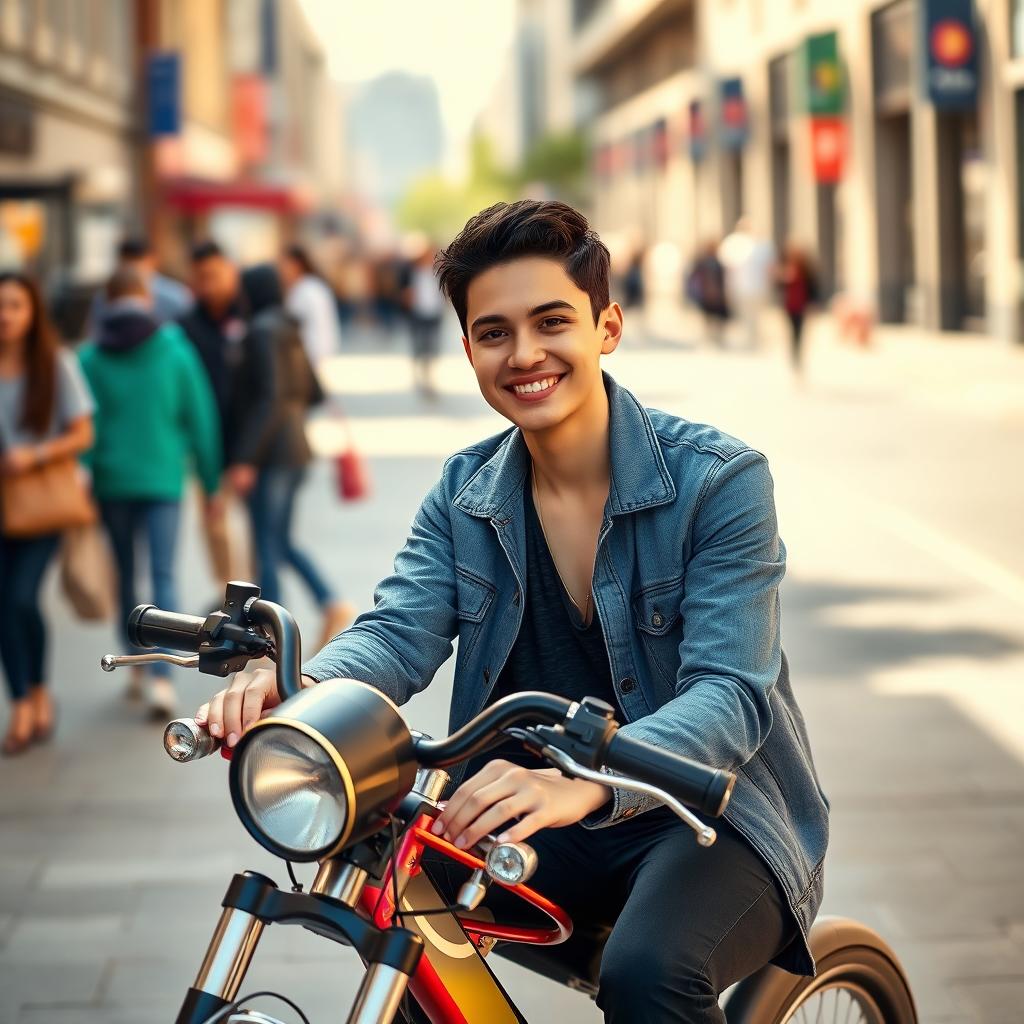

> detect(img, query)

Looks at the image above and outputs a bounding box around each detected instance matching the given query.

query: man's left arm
[585,449,784,827]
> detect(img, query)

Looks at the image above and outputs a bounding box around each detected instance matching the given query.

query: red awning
[162,177,310,215]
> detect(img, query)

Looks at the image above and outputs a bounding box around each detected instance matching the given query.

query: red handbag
[331,402,371,502]
[336,444,370,501]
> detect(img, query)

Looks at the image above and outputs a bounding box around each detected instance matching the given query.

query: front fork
[174,868,422,1024]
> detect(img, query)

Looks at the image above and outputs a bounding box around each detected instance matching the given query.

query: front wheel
[725,917,917,1024]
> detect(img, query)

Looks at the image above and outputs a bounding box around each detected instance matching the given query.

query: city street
[1,314,1023,1024]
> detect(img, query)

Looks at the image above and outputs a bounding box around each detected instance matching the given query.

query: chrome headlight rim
[229,718,357,863]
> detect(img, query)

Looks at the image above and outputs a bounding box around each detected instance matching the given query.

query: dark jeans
[246,465,335,608]
[100,499,180,679]
[425,808,795,1023]
[787,311,806,368]
[408,314,442,360]
[0,533,60,701]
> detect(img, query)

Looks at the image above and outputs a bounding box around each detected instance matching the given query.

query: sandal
[29,687,56,743]
[3,701,35,756]
[1,731,33,756]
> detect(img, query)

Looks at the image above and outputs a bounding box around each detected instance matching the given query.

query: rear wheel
[725,918,917,1024]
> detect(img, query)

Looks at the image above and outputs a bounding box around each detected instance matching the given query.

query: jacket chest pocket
[455,567,496,661]
[632,579,684,691]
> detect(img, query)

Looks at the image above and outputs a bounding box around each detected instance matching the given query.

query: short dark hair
[435,200,611,334]
[118,236,151,261]
[106,266,148,301]
[190,240,226,264]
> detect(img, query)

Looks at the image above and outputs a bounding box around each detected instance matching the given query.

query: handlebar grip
[128,605,205,653]
[602,732,735,817]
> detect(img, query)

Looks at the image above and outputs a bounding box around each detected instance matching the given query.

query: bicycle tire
[725,917,917,1024]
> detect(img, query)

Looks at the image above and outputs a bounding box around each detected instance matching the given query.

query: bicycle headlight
[229,678,417,861]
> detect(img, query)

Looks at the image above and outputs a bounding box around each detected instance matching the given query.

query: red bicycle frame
[361,808,574,1023]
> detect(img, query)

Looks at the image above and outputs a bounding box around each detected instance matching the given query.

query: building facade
[0,0,136,287]
[576,0,1023,342]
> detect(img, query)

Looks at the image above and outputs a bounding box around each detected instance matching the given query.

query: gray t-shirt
[0,348,95,448]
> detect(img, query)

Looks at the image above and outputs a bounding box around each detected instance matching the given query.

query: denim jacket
[304,373,828,975]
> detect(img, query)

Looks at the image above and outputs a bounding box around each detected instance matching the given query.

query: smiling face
[462,257,623,435]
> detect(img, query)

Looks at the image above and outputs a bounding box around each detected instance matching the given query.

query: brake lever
[539,744,718,847]
[101,653,200,671]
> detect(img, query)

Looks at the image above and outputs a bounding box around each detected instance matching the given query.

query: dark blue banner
[719,78,749,150]
[921,0,978,109]
[147,52,180,137]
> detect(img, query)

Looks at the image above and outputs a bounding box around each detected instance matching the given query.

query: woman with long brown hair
[0,272,93,755]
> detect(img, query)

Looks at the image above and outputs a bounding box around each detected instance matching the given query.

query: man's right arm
[196,474,461,742]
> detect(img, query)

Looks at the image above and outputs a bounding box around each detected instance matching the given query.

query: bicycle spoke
[844,989,855,1024]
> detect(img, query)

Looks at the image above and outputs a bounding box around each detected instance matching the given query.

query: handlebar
[126,588,302,703]
[412,691,733,819]
[132,589,735,829]
[413,692,573,767]
[128,605,205,652]
[602,731,734,818]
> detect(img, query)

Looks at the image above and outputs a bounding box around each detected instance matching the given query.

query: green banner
[805,31,843,115]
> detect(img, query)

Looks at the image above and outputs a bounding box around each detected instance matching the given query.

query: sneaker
[147,678,177,720]
[317,600,358,651]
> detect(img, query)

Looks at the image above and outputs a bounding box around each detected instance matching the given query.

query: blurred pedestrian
[280,244,342,369]
[776,243,819,372]
[88,236,191,330]
[178,241,250,589]
[718,217,775,350]
[236,264,356,648]
[623,248,646,310]
[79,268,221,717]
[0,272,94,755]
[686,240,729,346]
[404,244,444,398]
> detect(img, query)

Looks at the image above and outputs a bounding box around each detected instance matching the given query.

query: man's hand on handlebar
[430,758,612,850]
[194,667,316,747]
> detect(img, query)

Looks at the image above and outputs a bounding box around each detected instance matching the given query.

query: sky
[297,0,517,156]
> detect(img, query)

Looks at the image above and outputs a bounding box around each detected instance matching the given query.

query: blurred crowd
[620,218,859,372]
[0,231,454,755]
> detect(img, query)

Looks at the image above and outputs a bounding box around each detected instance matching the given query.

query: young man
[196,201,829,1022]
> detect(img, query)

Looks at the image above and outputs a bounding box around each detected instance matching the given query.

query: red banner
[810,116,845,183]
[232,74,268,166]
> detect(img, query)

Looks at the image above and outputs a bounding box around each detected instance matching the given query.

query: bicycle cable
[198,988,311,1024]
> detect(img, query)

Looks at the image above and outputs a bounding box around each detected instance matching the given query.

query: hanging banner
[147,52,181,137]
[921,0,978,109]
[688,100,708,162]
[232,74,269,165]
[719,78,749,151]
[810,117,846,183]
[805,31,843,115]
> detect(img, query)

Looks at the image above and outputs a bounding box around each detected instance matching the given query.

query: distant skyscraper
[346,72,444,207]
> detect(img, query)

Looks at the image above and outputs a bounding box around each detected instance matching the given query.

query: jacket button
[651,612,664,628]
[619,677,636,694]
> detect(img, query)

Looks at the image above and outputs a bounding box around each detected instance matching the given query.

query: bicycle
[102,581,917,1024]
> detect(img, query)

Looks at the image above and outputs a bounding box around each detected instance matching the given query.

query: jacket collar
[452,372,676,522]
